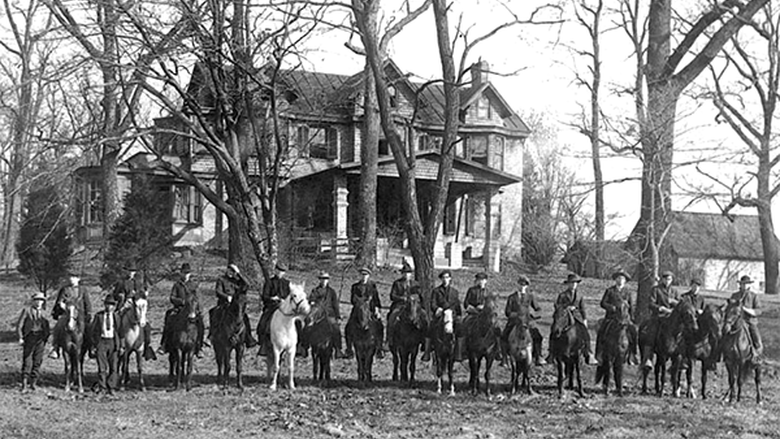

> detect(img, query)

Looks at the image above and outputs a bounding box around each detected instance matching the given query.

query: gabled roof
[669,211,779,261]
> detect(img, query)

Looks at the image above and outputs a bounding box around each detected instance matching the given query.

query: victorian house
[74,60,529,271]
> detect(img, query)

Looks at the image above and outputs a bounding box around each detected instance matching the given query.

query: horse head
[352,295,373,330]
[551,304,573,338]
[722,300,744,335]
[615,299,632,326]
[184,291,200,321]
[280,283,310,318]
[306,299,328,326]
[675,300,699,333]
[403,294,426,330]
[701,303,723,339]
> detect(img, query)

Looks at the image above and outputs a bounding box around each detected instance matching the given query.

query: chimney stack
[471,60,490,87]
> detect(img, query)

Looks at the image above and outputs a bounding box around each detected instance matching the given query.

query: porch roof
[340,151,521,186]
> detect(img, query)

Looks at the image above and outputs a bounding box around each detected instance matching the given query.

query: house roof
[669,211,779,261]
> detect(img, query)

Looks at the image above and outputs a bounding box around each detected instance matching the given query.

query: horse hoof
[270,384,277,391]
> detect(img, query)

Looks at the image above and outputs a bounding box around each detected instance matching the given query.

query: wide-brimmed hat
[690,278,702,286]
[401,261,413,273]
[438,270,452,279]
[104,295,117,305]
[318,270,330,279]
[563,274,582,284]
[612,269,631,281]
[661,270,674,278]
[517,275,530,286]
[359,266,372,275]
[31,292,46,301]
[475,272,488,280]
[739,275,753,284]
[180,263,192,274]
[275,263,288,272]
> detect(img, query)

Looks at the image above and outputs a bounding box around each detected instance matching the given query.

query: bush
[16,185,72,293]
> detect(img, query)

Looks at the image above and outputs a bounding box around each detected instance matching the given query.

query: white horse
[267,283,311,390]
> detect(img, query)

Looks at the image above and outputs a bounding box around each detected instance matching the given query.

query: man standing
[92,295,121,395]
[16,292,50,392]
[596,269,637,366]
[159,263,205,358]
[641,270,679,370]
[387,261,419,353]
[257,263,291,357]
[549,274,595,365]
[345,267,383,359]
[502,275,545,366]
[309,271,345,358]
[49,273,92,359]
[426,270,461,362]
[212,263,257,348]
[730,275,763,358]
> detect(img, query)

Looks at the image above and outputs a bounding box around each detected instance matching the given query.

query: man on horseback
[386,261,419,356]
[729,275,762,359]
[49,273,92,360]
[91,295,121,395]
[428,270,461,361]
[159,263,205,358]
[460,272,499,360]
[308,270,345,358]
[548,274,595,365]
[345,266,384,359]
[595,269,638,366]
[113,263,156,360]
[257,263,291,357]
[502,275,544,366]
[17,292,50,392]
[640,270,679,370]
[680,278,705,313]
[211,263,257,349]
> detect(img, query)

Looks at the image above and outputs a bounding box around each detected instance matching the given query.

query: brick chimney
[470,60,490,87]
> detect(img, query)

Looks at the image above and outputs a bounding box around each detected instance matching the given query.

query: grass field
[1,260,779,439]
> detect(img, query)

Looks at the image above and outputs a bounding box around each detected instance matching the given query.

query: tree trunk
[1,179,23,269]
[101,148,121,239]
[756,156,779,295]
[357,63,379,268]
[100,0,122,239]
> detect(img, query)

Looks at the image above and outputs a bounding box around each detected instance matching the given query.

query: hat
[690,278,702,286]
[438,270,452,279]
[563,274,582,284]
[475,272,488,280]
[104,295,117,305]
[318,270,330,279]
[359,266,372,275]
[401,261,413,273]
[612,269,631,281]
[517,275,530,286]
[31,292,46,301]
[661,270,674,278]
[275,263,288,272]
[739,275,753,284]
[180,263,192,273]
[125,262,138,271]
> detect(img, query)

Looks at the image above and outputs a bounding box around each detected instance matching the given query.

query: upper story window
[297,124,338,159]
[80,180,103,225]
[173,185,202,225]
[444,201,457,235]
[468,136,488,166]
[491,136,505,170]
[418,134,443,152]
[476,95,491,120]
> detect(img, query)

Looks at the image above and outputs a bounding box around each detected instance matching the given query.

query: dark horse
[432,309,457,396]
[639,300,691,396]
[722,301,761,404]
[595,299,632,396]
[302,301,339,383]
[550,304,585,398]
[464,296,501,396]
[678,303,722,399]
[390,295,427,383]
[118,299,147,391]
[210,290,248,390]
[52,303,90,393]
[166,292,200,391]
[345,295,381,382]
[505,315,533,395]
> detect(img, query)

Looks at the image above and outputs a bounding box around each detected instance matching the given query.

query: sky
[299,0,768,240]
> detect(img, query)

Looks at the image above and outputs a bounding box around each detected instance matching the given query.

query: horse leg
[575,360,584,397]
[448,358,456,396]
[615,359,623,397]
[484,357,492,398]
[270,349,280,390]
[63,353,70,392]
[556,360,564,398]
[510,360,517,396]
[469,356,478,395]
[288,346,296,390]
[755,364,761,404]
[137,350,145,391]
[186,351,194,391]
[603,358,611,396]
[736,363,743,402]
[410,350,417,383]
[701,363,708,400]
[685,361,694,398]
[392,349,399,381]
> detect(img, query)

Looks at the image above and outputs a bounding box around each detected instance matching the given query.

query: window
[491,136,505,170]
[444,202,457,235]
[296,124,338,159]
[81,180,103,225]
[388,85,398,108]
[173,185,202,225]
[418,134,442,152]
[468,136,488,166]
[476,96,491,119]
[379,139,390,156]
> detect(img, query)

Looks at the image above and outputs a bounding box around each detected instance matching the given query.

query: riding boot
[421,338,432,362]
[454,337,466,362]
[244,315,258,348]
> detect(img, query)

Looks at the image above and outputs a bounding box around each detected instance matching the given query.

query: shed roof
[669,211,779,261]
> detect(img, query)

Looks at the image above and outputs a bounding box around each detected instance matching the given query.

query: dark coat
[431,284,462,316]
[310,285,340,319]
[505,290,540,325]
[600,285,634,321]
[389,278,419,312]
[680,290,705,312]
[649,284,679,317]
[113,276,144,309]
[729,289,760,323]
[170,278,200,314]
[52,284,92,321]
[17,306,50,340]
[262,276,291,310]
[464,286,493,310]
[555,288,587,322]
[91,310,121,345]
[215,273,248,306]
[350,281,381,310]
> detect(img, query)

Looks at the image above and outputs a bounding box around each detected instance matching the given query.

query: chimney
[471,60,490,87]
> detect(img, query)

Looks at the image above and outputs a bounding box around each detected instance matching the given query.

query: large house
[74,60,530,271]
[669,211,779,292]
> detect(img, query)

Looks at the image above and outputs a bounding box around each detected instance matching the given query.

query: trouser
[22,332,46,384]
[386,307,402,348]
[97,338,119,391]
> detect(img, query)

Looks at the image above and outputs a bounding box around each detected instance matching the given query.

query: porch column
[483,188,500,272]
[333,174,350,259]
